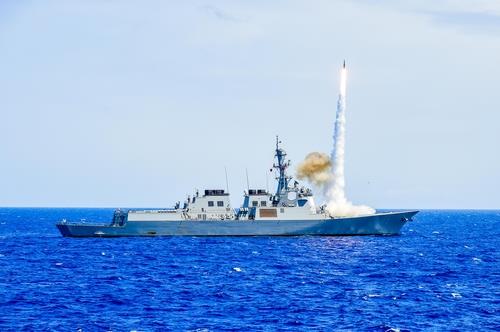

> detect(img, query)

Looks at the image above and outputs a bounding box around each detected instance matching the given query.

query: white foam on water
[451,292,462,299]
[233,267,242,272]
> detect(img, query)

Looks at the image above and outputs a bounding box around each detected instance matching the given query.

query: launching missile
[343,60,346,68]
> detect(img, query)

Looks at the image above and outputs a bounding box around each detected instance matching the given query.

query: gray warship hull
[56,210,417,237]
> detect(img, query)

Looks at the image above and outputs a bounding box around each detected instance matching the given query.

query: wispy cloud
[348,0,500,36]
[420,9,500,33]
[201,4,241,22]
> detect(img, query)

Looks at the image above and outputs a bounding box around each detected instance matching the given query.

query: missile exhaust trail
[325,60,375,217]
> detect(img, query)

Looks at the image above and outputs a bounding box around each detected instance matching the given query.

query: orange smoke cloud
[296,152,332,186]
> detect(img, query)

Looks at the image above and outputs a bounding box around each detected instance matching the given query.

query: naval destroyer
[56,138,418,237]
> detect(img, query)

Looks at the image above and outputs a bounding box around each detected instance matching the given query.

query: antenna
[245,168,250,191]
[224,166,229,193]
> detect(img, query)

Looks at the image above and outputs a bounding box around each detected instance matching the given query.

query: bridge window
[217,201,224,207]
[252,201,258,207]
[208,201,214,207]
[297,199,308,207]
[261,201,267,207]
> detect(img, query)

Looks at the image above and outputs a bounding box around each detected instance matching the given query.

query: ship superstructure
[237,137,319,221]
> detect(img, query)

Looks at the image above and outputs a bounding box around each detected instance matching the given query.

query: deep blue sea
[0,208,499,331]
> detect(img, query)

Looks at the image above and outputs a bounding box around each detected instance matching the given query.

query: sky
[0,0,499,209]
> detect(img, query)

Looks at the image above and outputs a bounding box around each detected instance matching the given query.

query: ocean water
[0,208,498,331]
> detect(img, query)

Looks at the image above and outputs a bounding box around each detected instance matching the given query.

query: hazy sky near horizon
[1,0,499,208]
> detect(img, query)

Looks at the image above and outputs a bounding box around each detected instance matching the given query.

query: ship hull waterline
[56,211,418,237]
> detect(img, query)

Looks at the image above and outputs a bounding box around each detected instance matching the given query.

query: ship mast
[273,136,291,195]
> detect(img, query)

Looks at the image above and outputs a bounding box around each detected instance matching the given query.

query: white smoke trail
[328,67,347,205]
[325,64,375,217]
